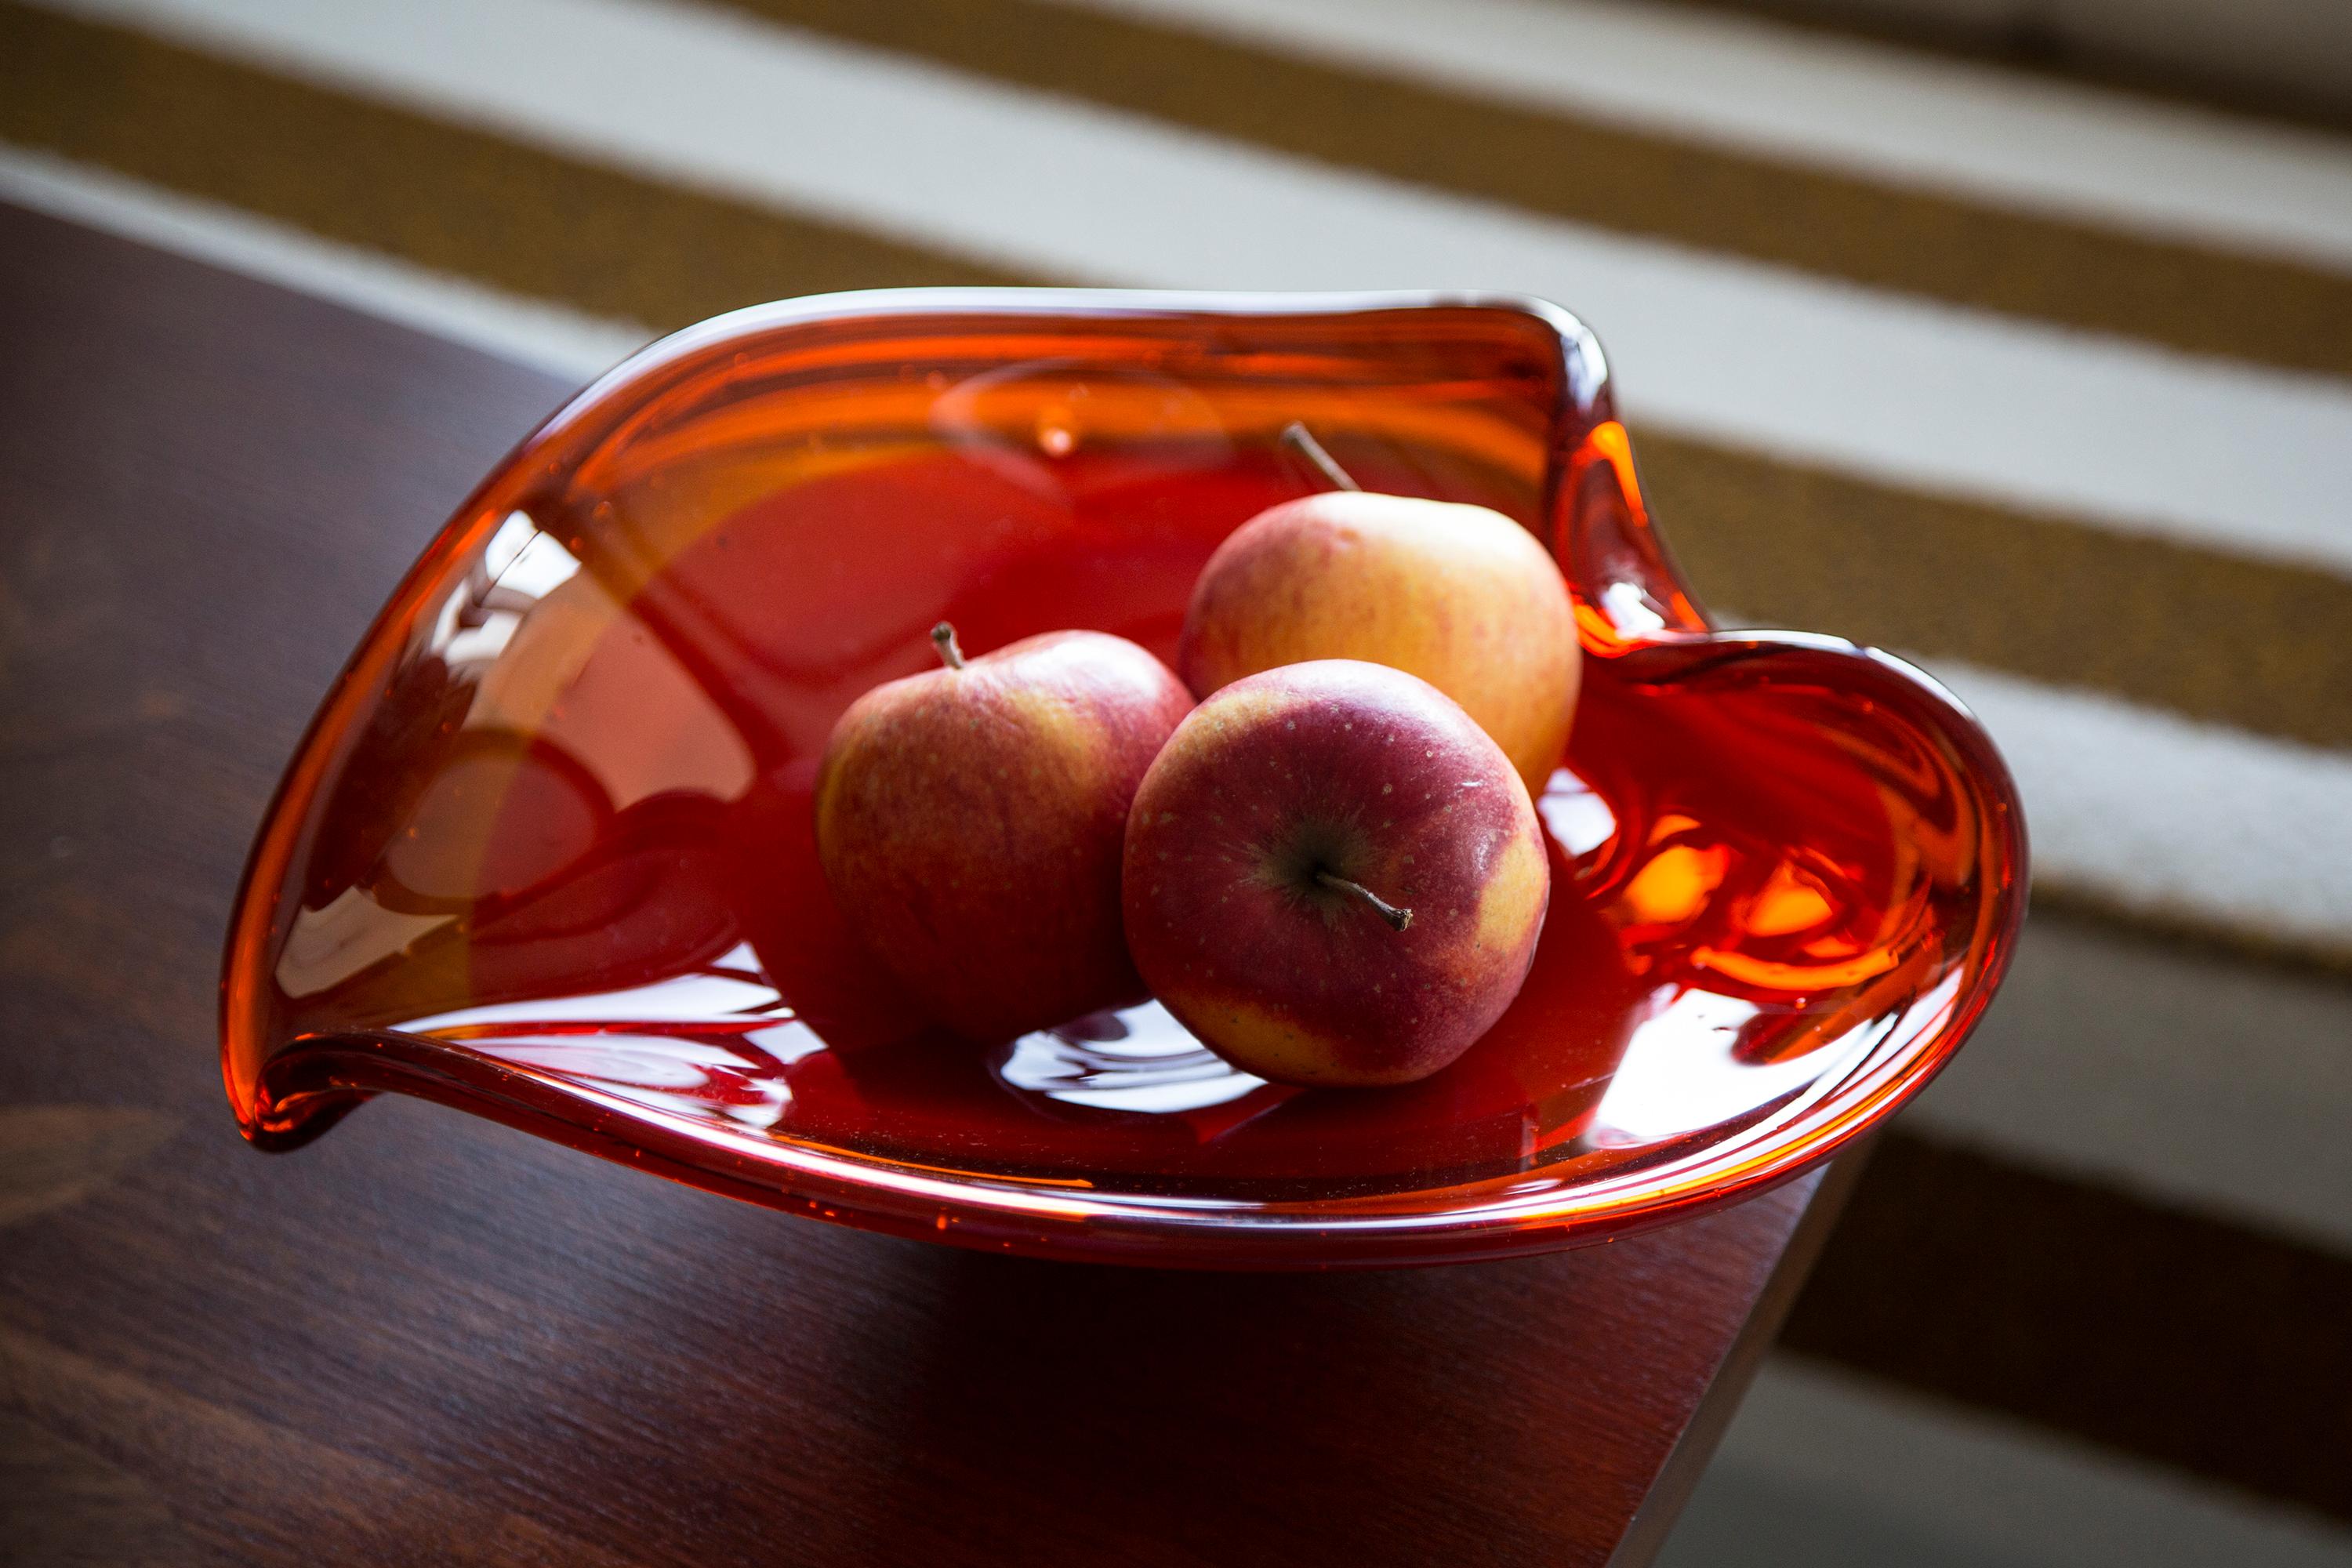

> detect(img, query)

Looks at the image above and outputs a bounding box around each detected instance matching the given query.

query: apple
[1122,659,1551,1087]
[1178,488,1581,793]
[815,622,1192,1042]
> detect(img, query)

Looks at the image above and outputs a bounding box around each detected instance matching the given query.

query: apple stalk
[1314,870,1414,932]
[1281,422,1361,493]
[930,621,967,670]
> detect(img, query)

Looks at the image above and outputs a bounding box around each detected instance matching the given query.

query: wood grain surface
[0,201,1845,1567]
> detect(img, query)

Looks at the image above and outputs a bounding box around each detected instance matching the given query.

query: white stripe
[1061,0,2352,275]
[1671,1359,2352,1568]
[0,147,649,380]
[30,0,2352,578]
[1905,908,2352,1258]
[1936,660,2352,954]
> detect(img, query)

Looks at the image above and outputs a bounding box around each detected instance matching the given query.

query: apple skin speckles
[1178,491,1580,794]
[816,629,1192,1042]
[1123,659,1549,1087]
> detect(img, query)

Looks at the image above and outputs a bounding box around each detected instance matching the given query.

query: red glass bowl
[221,291,2025,1269]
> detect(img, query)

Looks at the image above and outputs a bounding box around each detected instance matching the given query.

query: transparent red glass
[221,291,2024,1268]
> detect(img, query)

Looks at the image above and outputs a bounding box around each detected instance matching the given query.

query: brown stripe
[0,4,1026,333]
[1635,431,2352,753]
[2027,884,2352,982]
[1788,1127,2352,1523]
[1657,0,2352,142]
[719,0,2352,380]
[7,3,2351,766]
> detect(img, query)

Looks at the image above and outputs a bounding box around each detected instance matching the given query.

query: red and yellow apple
[1122,659,1551,1087]
[1179,490,1581,793]
[815,624,1192,1042]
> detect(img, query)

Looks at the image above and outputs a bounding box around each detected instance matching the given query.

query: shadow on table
[855,1244,1646,1566]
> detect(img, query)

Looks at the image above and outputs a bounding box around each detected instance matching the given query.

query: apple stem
[931,621,967,670]
[1315,870,1414,931]
[1282,422,1362,493]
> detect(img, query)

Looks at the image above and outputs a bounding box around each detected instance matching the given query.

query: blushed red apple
[1180,489,1581,793]
[815,623,1191,1042]
[1122,659,1550,1087]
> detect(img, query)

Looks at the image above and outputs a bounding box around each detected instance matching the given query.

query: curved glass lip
[221,286,2026,1268]
[544,285,1613,440]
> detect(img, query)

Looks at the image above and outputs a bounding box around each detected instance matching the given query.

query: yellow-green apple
[815,623,1191,1042]
[1122,659,1550,1087]
[1179,491,1580,792]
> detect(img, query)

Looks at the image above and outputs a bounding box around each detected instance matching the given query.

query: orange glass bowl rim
[219,288,2027,1269]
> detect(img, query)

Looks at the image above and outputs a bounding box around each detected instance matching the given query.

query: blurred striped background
[4,0,2348,1559]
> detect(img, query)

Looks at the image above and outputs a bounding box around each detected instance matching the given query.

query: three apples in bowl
[815,426,1582,1091]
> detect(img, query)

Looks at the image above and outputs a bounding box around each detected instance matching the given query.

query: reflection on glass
[1585,987,1878,1149]
[1000,1004,1270,1116]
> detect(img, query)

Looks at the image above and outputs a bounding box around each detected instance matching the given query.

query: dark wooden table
[0,201,1851,1567]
